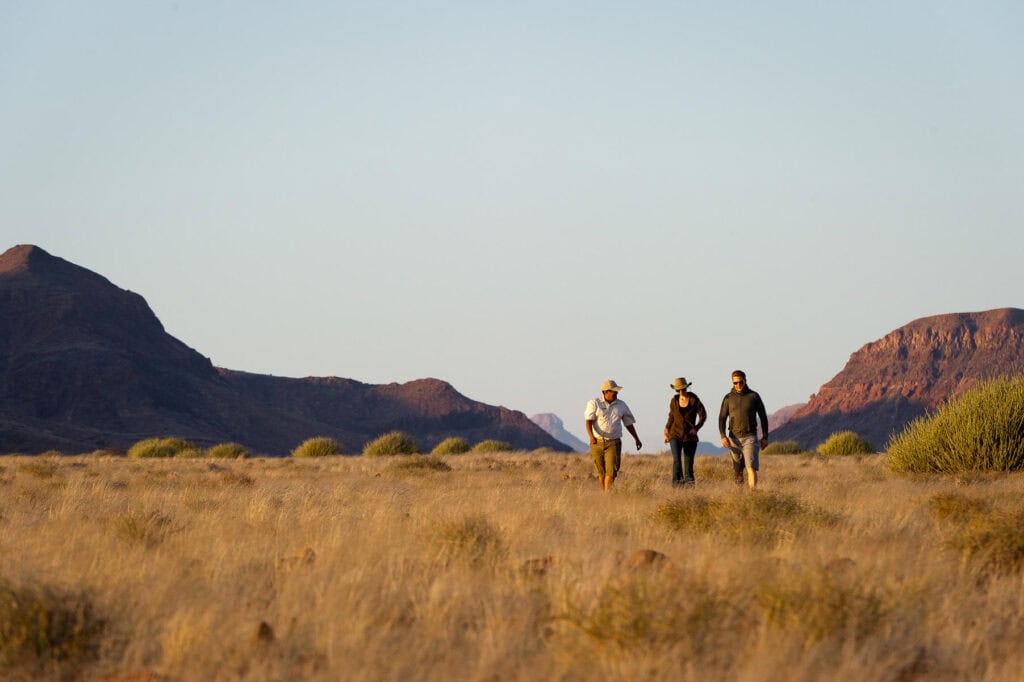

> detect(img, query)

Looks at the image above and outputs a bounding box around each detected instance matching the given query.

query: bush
[762,440,805,455]
[363,431,419,457]
[887,376,1024,473]
[291,437,342,458]
[127,437,194,458]
[205,442,252,459]
[388,457,452,475]
[816,431,875,456]
[471,440,515,453]
[431,437,472,455]
[0,578,104,670]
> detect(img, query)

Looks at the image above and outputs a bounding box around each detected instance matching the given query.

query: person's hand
[635,439,642,451]
[721,437,730,449]
[760,437,769,449]
[590,437,597,446]
[663,434,669,443]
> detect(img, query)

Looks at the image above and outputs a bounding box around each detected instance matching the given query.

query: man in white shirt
[584,379,643,492]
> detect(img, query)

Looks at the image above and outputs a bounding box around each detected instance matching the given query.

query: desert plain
[2,451,1024,681]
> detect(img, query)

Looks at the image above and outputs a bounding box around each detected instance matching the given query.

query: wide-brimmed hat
[670,377,693,391]
[601,379,623,393]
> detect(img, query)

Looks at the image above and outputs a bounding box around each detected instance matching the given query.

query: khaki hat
[670,378,692,391]
[601,379,623,393]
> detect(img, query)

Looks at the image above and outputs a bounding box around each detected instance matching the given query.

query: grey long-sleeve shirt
[718,388,768,440]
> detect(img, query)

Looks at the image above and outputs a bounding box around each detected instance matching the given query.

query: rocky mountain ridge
[773,308,1024,449]
[0,245,568,455]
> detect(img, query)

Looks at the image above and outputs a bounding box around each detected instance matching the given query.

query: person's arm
[694,399,707,436]
[757,395,769,447]
[625,423,642,451]
[719,396,730,448]
[664,398,674,442]
[584,400,598,445]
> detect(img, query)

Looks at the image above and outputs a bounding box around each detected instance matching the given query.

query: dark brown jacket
[664,392,707,442]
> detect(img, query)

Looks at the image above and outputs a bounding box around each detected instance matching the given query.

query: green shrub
[471,439,515,453]
[816,431,875,456]
[205,442,252,459]
[291,437,342,458]
[762,440,805,455]
[887,376,1024,473]
[127,437,194,458]
[431,437,472,455]
[0,578,104,670]
[363,431,419,457]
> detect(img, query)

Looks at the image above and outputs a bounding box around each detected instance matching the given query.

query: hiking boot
[734,470,745,485]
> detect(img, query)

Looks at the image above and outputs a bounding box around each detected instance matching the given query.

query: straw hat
[600,379,623,393]
[670,377,693,391]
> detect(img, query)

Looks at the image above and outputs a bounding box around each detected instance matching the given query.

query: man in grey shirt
[718,369,769,489]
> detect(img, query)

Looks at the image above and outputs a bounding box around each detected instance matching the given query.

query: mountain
[530,413,587,451]
[0,245,569,455]
[768,403,806,431]
[773,308,1024,450]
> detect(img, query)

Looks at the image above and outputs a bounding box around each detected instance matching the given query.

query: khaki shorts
[590,438,622,478]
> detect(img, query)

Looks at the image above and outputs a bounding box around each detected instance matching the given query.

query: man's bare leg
[746,467,758,489]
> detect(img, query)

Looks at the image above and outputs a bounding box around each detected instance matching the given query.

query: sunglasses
[732,380,745,385]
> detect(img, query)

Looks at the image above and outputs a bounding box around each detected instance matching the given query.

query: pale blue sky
[3,1,1023,449]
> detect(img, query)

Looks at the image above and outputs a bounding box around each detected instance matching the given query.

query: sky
[3,1,1023,450]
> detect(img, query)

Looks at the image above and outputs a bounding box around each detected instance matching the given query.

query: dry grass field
[2,451,1024,681]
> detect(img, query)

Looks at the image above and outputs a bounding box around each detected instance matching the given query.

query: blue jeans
[669,438,697,486]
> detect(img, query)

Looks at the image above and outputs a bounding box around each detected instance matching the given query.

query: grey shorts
[728,435,759,471]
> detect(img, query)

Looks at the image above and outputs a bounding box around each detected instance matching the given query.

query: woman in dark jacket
[664,377,707,486]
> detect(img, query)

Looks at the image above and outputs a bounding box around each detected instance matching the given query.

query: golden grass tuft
[0,578,104,672]
[652,490,837,544]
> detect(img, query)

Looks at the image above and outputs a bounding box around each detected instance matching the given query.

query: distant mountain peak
[530,413,587,452]
[0,244,53,274]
